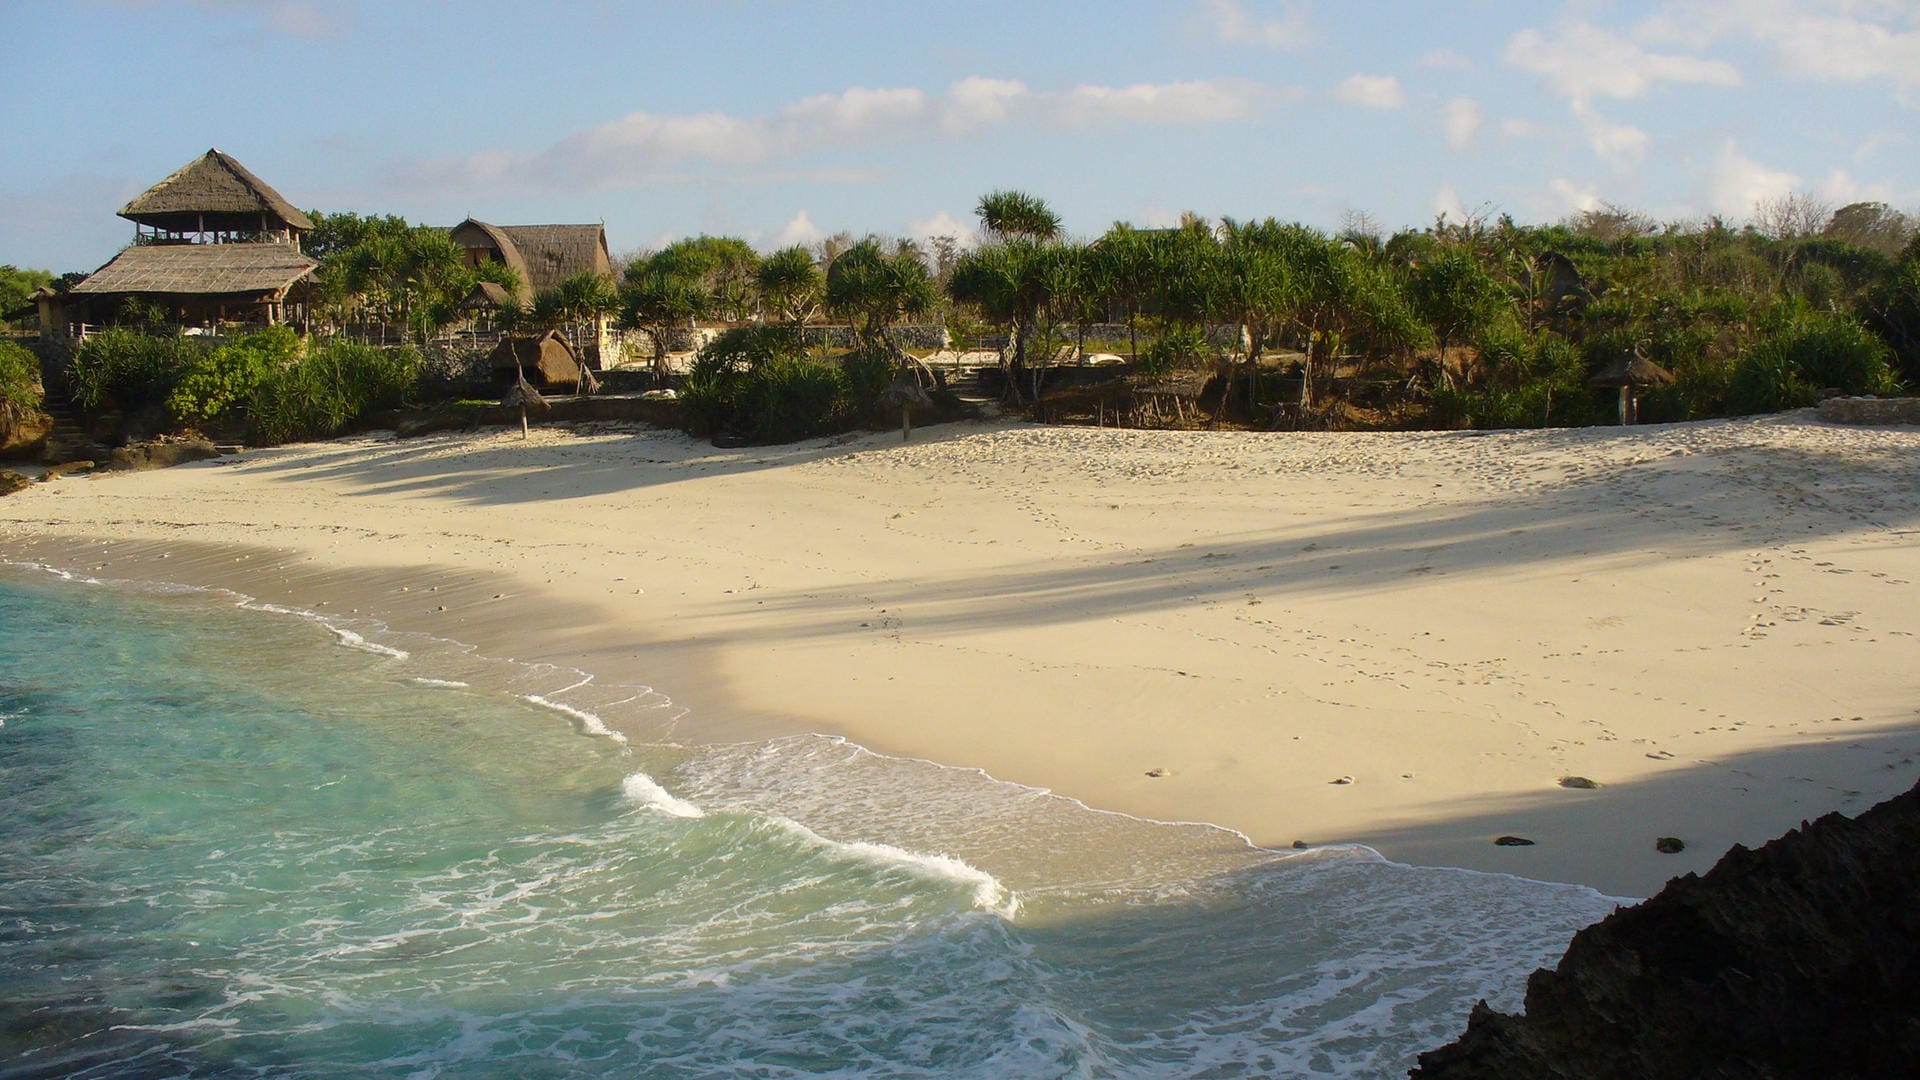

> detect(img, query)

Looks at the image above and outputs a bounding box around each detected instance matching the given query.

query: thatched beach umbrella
[881,373,932,441]
[1588,345,1675,426]
[503,372,548,439]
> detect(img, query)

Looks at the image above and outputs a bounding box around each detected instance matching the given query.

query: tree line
[12,188,1919,443]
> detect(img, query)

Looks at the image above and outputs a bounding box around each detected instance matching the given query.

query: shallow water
[0,567,1617,1078]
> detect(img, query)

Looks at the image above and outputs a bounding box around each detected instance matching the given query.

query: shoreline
[4,414,1918,897]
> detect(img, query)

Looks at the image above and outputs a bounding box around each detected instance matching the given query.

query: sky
[3,0,1917,273]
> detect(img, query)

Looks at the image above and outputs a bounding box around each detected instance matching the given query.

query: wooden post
[901,404,911,441]
[1618,386,1632,425]
[520,405,530,439]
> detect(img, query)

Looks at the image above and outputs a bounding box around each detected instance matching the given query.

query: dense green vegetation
[23,188,1920,448]
[0,340,43,439]
[68,326,420,445]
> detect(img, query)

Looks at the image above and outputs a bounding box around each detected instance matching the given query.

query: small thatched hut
[488,329,582,388]
[1588,347,1675,425]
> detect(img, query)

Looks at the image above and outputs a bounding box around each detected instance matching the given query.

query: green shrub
[679,350,747,434]
[1137,328,1208,377]
[68,328,207,412]
[0,341,43,434]
[735,355,849,443]
[1730,312,1897,414]
[839,344,894,411]
[166,326,301,430]
[248,341,422,445]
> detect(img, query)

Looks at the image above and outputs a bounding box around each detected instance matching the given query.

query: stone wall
[1816,396,1920,425]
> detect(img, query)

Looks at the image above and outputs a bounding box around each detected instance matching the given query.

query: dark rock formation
[0,469,30,496]
[1412,781,1920,1079]
[104,437,219,472]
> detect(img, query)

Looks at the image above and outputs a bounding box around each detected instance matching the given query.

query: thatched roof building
[450,219,612,304]
[70,243,317,299]
[119,149,313,245]
[47,150,318,333]
[488,329,582,387]
[459,281,517,312]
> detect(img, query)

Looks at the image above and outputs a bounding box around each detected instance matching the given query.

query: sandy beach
[3,412,1916,898]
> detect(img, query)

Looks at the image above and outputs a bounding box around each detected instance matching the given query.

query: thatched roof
[450,219,611,300]
[1588,350,1676,388]
[488,328,582,386]
[119,150,314,232]
[461,281,517,310]
[69,242,318,297]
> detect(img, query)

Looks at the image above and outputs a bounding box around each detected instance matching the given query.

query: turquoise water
[0,568,1618,1078]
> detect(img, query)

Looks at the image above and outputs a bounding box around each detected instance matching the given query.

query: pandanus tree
[1407,246,1511,387]
[950,190,1067,402]
[824,238,937,351]
[754,245,824,333]
[1213,218,1299,408]
[620,267,709,381]
[826,238,939,426]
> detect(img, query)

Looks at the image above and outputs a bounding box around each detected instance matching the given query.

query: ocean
[0,564,1618,1078]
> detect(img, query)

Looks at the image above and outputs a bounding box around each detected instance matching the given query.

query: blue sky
[4,0,1916,273]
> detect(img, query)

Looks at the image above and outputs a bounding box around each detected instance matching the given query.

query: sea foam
[772,816,1021,918]
[621,772,705,818]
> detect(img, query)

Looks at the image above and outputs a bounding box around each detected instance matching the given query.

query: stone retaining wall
[1816,396,1920,425]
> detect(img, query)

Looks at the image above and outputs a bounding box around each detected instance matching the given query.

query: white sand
[4,412,1917,897]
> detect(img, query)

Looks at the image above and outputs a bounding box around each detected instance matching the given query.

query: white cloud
[1334,73,1406,109]
[1505,22,1741,103]
[1501,117,1549,139]
[1702,140,1801,217]
[773,211,827,249]
[1549,177,1603,215]
[904,210,977,246]
[1572,101,1651,165]
[1816,167,1897,206]
[1202,0,1313,50]
[399,77,1279,194]
[1637,0,1920,99]
[1433,185,1469,224]
[1440,97,1481,149]
[1420,48,1475,70]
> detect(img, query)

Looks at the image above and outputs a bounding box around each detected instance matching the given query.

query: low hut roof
[1588,351,1676,388]
[68,243,318,297]
[461,281,516,310]
[119,150,314,232]
[487,328,582,386]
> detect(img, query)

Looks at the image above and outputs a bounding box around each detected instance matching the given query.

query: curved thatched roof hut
[450,219,612,304]
[488,329,582,388]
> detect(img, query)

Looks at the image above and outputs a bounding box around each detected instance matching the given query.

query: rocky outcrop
[1411,781,1920,1079]
[103,437,220,472]
[1817,396,1920,425]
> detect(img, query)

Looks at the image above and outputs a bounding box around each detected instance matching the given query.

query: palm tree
[824,238,936,351]
[754,246,824,332]
[976,189,1063,241]
[620,269,708,381]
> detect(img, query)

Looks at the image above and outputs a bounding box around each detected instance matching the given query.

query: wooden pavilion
[53,149,318,333]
